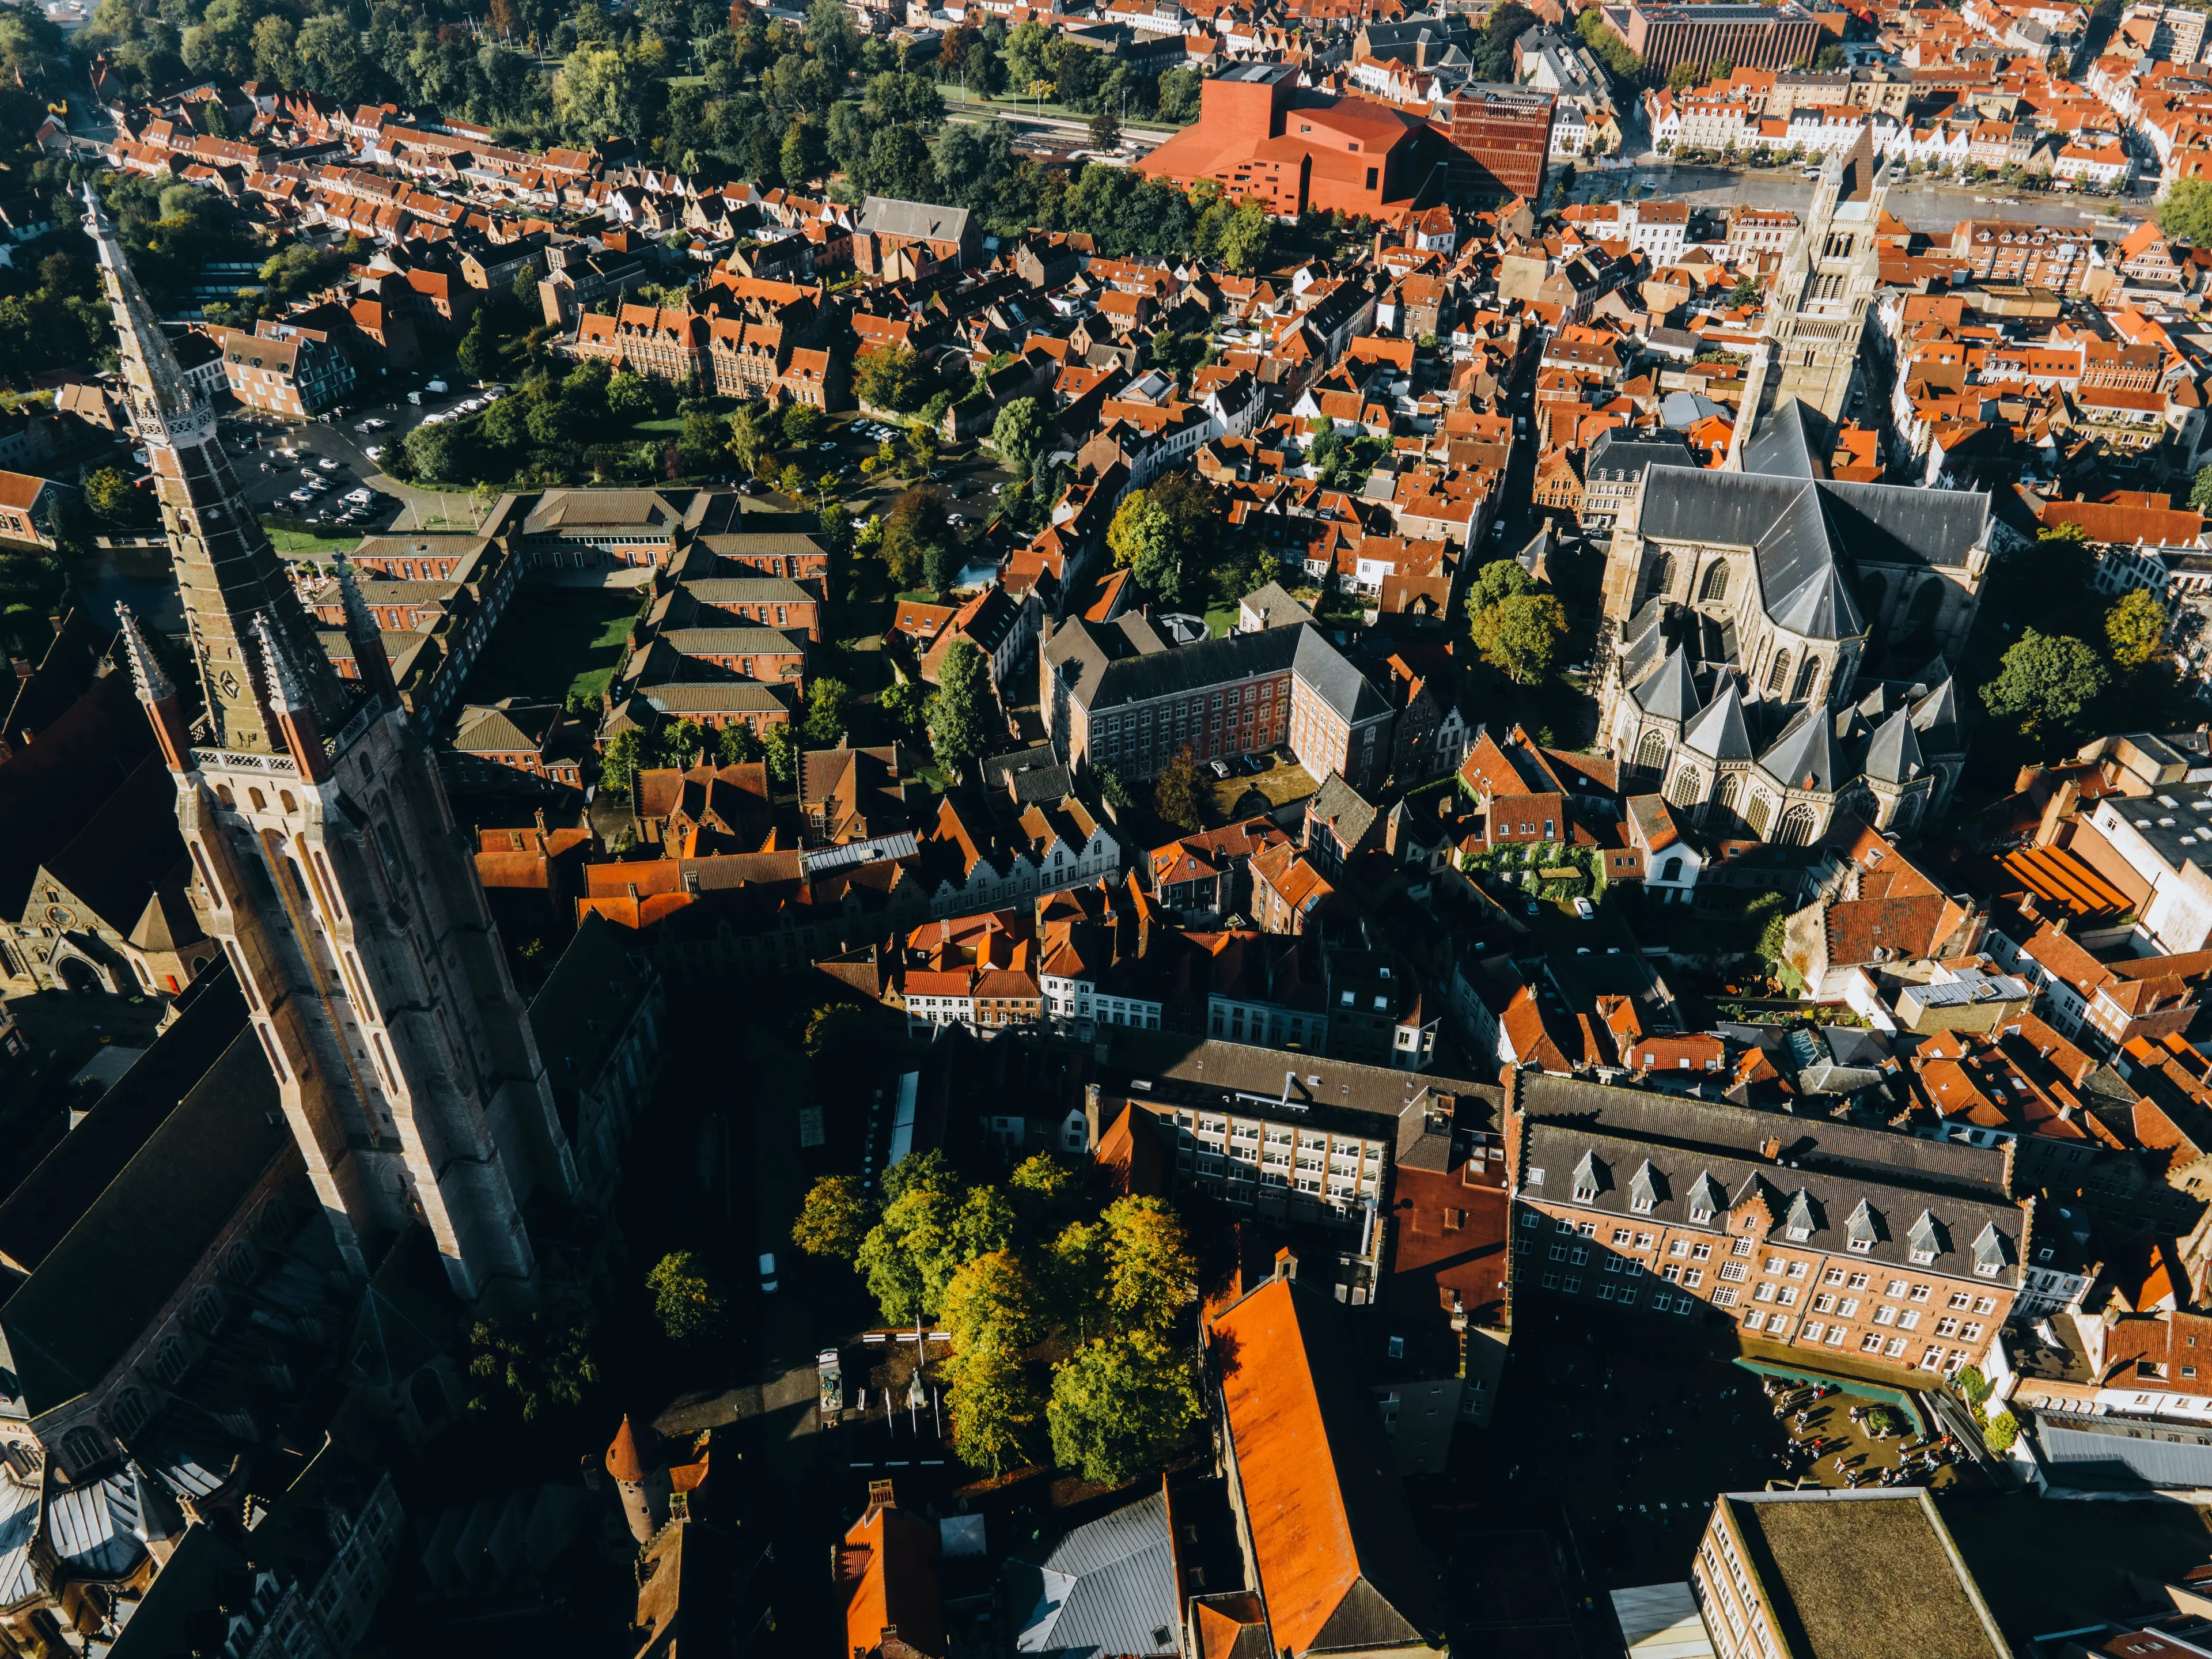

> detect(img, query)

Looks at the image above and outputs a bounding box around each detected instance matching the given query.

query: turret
[115,602,191,772]
[332,549,396,706]
[605,1415,669,1544]
[252,611,330,785]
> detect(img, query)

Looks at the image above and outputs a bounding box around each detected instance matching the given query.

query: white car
[365,445,384,462]
[344,488,373,504]
[460,397,482,412]
[289,488,314,503]
[1574,897,1596,921]
[318,456,339,471]
[304,476,329,492]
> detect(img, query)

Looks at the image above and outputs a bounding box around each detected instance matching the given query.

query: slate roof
[0,965,246,1276]
[1863,707,1923,785]
[860,195,972,244]
[0,1027,286,1416]
[1683,678,1753,762]
[1293,627,1391,724]
[1758,703,1844,793]
[1512,1073,2012,1196]
[1523,1114,2022,1282]
[1015,1490,1180,1659]
[1046,619,1382,721]
[1628,644,1697,721]
[1740,398,1830,480]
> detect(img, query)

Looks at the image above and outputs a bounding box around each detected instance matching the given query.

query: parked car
[1574,896,1595,921]
[365,445,384,462]
[317,456,340,471]
[1210,759,1231,779]
[344,488,373,505]
[289,488,315,503]
[759,1252,779,1294]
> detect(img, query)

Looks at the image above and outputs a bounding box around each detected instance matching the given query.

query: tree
[83,466,143,523]
[1983,1408,2018,1454]
[1980,629,2109,740]
[601,728,646,797]
[1047,1332,1202,1488]
[1217,202,1271,274]
[403,419,467,484]
[793,1173,876,1260]
[2161,176,2212,247]
[457,305,503,380]
[1107,491,1181,603]
[465,1309,599,1420]
[1101,1197,1195,1333]
[658,716,707,768]
[783,402,826,446]
[647,1250,723,1342]
[928,637,993,778]
[1467,556,1536,613]
[1470,590,1569,684]
[727,403,774,472]
[942,1248,1047,1356]
[991,396,1045,476]
[781,115,823,184]
[717,722,763,764]
[1666,60,1699,90]
[554,40,667,144]
[804,675,853,745]
[883,484,955,591]
[946,1342,1046,1476]
[2192,464,2212,513]
[1154,748,1205,832]
[802,999,870,1062]
[2107,589,2168,669]
[1093,765,1133,813]
[1158,65,1202,122]
[880,677,930,737]
[764,722,800,785]
[1089,105,1120,151]
[855,344,923,411]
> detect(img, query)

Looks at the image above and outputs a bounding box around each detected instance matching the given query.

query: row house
[921,789,1122,919]
[206,320,355,416]
[1506,1073,2028,1380]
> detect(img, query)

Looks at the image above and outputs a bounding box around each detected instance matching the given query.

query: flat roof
[1723,1490,2007,1659]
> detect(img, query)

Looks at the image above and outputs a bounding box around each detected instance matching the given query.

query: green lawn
[630,416,685,435]
[457,587,641,710]
[1203,603,1238,638]
[262,520,358,555]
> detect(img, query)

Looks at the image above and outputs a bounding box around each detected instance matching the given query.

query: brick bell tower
[89,185,577,1300]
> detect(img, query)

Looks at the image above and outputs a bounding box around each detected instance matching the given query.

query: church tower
[1726,128,1889,467]
[89,186,577,1300]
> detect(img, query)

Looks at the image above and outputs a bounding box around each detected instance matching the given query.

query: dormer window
[1911,1248,1936,1265]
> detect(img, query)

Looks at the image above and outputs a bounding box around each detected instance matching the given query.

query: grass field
[261,520,358,555]
[458,586,641,709]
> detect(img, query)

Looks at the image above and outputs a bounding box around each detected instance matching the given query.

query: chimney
[1084,1082,1103,1148]
[1273,1247,1298,1282]
[1759,1137,1782,1162]
[535,806,549,836]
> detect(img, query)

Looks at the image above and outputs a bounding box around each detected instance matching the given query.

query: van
[758,1251,779,1294]
[407,391,422,405]
[425,377,449,393]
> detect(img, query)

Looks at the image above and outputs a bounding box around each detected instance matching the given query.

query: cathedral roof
[1628,644,1697,722]
[1758,702,1844,794]
[1683,677,1753,762]
[1740,399,1830,481]
[1864,706,1925,785]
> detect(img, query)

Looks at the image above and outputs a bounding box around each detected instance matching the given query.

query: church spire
[83,182,347,757]
[115,600,191,772]
[332,548,396,705]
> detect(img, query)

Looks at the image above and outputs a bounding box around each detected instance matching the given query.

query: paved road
[1566,161,2153,233]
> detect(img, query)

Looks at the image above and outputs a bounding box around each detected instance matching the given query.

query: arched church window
[1699,562,1730,603]
[1766,650,1791,696]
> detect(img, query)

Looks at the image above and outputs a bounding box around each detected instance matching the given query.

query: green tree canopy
[991,395,1045,475]
[1107,491,1180,603]
[941,1248,1047,1357]
[646,1250,723,1342]
[717,722,763,764]
[1980,629,2109,741]
[2161,177,2212,247]
[2107,589,2168,669]
[855,344,924,411]
[1471,590,1569,684]
[1468,556,1536,613]
[465,1308,599,1421]
[1046,1332,1202,1488]
[793,1173,876,1260]
[946,1342,1046,1477]
[804,675,853,746]
[1101,1197,1196,1333]
[927,637,993,779]
[1154,748,1205,832]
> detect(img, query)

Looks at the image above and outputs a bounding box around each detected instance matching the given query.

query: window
[1822,1268,1846,1286]
[1521,1212,1540,1229]
[1804,1321,1825,1343]
[1692,1244,1712,1261]
[1636,1233,1654,1249]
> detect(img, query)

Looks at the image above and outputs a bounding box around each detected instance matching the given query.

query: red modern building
[1431,85,1555,203]
[1137,63,1452,221]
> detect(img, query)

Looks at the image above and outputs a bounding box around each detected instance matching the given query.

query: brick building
[1136,64,1454,222]
[1623,1,1823,77]
[1506,1073,2028,1380]
[1044,613,1395,790]
[1433,85,1556,202]
[207,320,356,416]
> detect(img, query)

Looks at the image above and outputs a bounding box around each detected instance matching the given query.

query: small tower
[606,1415,668,1544]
